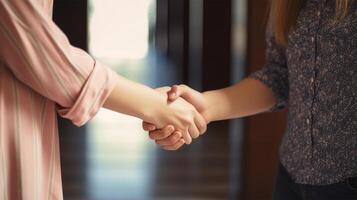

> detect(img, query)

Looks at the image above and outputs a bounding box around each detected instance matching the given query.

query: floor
[59,52,242,200]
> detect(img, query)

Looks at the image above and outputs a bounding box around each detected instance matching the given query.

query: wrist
[202,91,216,123]
[140,91,168,126]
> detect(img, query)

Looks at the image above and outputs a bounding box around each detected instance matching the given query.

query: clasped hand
[142,85,209,150]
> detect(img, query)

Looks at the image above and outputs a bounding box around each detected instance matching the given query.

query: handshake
[142,84,210,151]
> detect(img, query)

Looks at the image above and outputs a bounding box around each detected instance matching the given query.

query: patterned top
[0,0,118,199]
[250,0,357,185]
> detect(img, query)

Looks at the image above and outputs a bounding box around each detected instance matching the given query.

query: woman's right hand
[149,92,207,144]
[143,85,209,150]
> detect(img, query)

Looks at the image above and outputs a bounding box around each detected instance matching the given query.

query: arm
[0,0,117,125]
[168,31,289,122]
[204,33,288,121]
[144,32,289,150]
[186,78,278,122]
[142,80,276,150]
[0,0,206,143]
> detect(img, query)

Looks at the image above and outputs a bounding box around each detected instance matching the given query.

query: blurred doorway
[86,0,159,199]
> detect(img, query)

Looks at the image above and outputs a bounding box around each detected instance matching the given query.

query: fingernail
[149,125,156,131]
[170,93,176,99]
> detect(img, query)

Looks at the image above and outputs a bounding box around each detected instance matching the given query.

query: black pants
[273,163,357,200]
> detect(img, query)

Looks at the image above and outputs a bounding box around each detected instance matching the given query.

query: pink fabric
[0,0,119,199]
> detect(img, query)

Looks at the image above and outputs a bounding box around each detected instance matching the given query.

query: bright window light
[89,0,151,60]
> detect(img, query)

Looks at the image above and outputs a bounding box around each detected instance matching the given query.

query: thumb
[168,85,187,101]
[142,121,157,131]
[169,84,206,113]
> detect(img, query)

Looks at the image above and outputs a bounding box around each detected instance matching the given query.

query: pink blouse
[0,0,119,199]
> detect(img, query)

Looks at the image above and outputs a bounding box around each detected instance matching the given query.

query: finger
[162,139,185,151]
[194,111,207,135]
[188,122,200,139]
[168,85,179,101]
[155,86,171,93]
[155,131,182,146]
[169,84,189,102]
[181,129,192,144]
[142,121,156,131]
[149,125,175,140]
[176,85,206,113]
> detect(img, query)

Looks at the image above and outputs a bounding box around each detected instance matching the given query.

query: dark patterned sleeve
[248,32,289,112]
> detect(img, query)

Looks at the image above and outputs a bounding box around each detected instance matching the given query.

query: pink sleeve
[0,0,119,126]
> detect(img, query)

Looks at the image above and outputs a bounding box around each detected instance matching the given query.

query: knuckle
[164,130,171,137]
[200,125,207,134]
[169,138,176,144]
[182,118,191,126]
[188,115,195,123]
[162,130,170,136]
[187,138,192,144]
[177,143,184,149]
[149,133,156,139]
[179,84,188,89]
[174,134,181,140]
[164,128,173,135]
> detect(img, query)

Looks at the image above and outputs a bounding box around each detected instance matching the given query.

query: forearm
[103,75,167,124]
[203,78,277,122]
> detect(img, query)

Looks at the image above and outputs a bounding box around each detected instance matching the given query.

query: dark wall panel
[202,0,232,91]
[156,0,189,82]
[53,0,88,49]
[53,1,89,198]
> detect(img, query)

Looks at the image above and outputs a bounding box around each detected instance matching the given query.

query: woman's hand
[143,85,210,150]
[168,85,210,122]
[144,124,186,150]
[102,76,205,144]
[149,92,207,144]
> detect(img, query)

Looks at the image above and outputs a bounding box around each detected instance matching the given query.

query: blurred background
[54,0,287,199]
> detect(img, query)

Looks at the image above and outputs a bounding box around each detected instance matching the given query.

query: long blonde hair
[270,0,350,45]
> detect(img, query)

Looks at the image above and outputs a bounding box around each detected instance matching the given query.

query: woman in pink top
[0,0,207,199]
